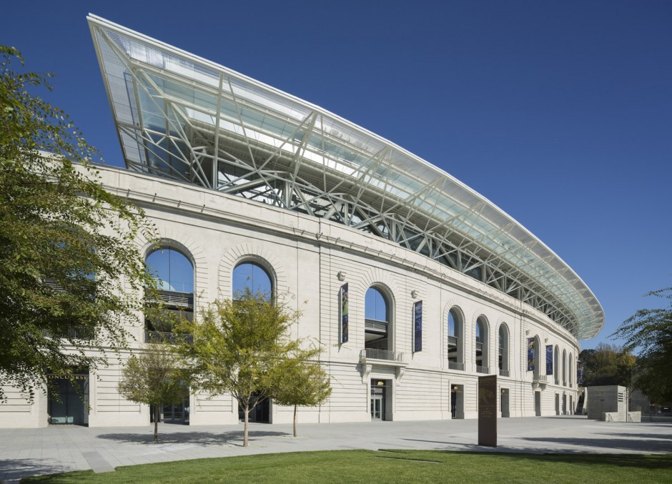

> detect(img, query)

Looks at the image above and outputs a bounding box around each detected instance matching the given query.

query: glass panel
[233,262,272,300]
[365,288,388,323]
[146,248,193,293]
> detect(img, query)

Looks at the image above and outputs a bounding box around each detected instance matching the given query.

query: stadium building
[0,15,603,428]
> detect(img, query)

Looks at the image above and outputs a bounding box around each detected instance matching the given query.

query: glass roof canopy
[88,14,603,339]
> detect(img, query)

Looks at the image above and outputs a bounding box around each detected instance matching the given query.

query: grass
[23,450,672,483]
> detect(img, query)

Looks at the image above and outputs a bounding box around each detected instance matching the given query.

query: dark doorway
[371,379,387,421]
[534,391,541,416]
[451,384,464,419]
[150,385,190,425]
[48,370,89,425]
[555,393,560,415]
[239,394,271,423]
[501,388,510,417]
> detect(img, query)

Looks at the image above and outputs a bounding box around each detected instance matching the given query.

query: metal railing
[534,374,548,384]
[499,368,510,377]
[145,331,192,344]
[148,290,194,309]
[360,348,404,362]
[476,365,490,374]
[448,361,464,371]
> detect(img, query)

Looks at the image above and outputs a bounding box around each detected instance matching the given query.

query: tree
[270,352,331,437]
[177,292,302,447]
[578,344,636,388]
[0,46,154,400]
[613,287,672,403]
[118,345,186,443]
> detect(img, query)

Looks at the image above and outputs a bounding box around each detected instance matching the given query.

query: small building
[586,385,627,421]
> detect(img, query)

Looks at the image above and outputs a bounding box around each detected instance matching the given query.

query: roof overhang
[88,14,604,339]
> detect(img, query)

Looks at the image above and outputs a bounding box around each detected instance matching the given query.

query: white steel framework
[88,15,603,339]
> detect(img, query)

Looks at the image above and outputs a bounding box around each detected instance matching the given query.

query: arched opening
[448,308,464,371]
[145,245,193,424]
[232,259,275,423]
[562,349,567,386]
[365,286,392,354]
[475,316,489,373]
[145,246,195,339]
[554,346,560,385]
[233,260,273,301]
[569,353,573,387]
[527,336,545,382]
[498,324,510,377]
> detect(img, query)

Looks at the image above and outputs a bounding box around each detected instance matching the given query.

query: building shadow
[96,430,289,446]
[597,432,672,441]
[521,436,672,453]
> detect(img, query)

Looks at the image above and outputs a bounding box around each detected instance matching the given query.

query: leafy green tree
[578,344,636,388]
[614,287,672,403]
[118,345,186,443]
[177,292,302,447]
[270,353,331,437]
[0,46,154,400]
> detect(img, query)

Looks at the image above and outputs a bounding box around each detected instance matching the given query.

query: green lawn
[23,450,672,483]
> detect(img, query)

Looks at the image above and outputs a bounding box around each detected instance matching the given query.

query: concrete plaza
[1,416,671,482]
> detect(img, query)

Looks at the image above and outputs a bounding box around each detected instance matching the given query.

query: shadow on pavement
[96,430,289,446]
[521,436,672,453]
[598,432,672,441]
[0,459,70,481]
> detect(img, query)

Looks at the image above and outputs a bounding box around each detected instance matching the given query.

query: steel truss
[90,16,604,339]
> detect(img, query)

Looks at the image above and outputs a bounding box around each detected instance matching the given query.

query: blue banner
[340,283,348,343]
[527,338,535,371]
[546,345,553,375]
[414,300,422,352]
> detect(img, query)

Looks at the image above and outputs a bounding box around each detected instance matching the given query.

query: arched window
[554,346,560,384]
[498,324,509,376]
[475,316,489,373]
[233,261,273,301]
[145,246,194,341]
[448,308,464,370]
[146,247,194,294]
[562,349,567,386]
[569,353,573,387]
[365,287,391,352]
[532,336,542,378]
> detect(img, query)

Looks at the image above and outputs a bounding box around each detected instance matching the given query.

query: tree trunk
[243,404,249,447]
[154,405,160,443]
[293,404,297,437]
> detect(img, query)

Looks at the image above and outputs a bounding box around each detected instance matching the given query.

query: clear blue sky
[5,1,671,350]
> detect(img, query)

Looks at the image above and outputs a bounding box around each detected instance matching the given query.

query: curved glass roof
[88,14,603,339]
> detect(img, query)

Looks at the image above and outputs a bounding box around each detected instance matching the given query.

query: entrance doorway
[48,370,89,425]
[239,394,271,423]
[451,384,464,419]
[562,394,567,415]
[534,391,541,416]
[500,388,510,417]
[555,393,560,415]
[569,395,573,415]
[370,380,387,421]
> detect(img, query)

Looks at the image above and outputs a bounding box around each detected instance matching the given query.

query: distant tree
[614,287,672,403]
[578,344,636,388]
[0,46,154,400]
[118,345,186,443]
[270,350,331,437]
[177,292,302,447]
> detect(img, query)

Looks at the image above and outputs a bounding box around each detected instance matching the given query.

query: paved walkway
[1,416,671,481]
